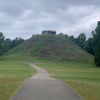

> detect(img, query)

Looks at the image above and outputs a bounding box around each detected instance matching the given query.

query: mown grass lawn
[36,61,100,100]
[0,53,100,100]
[0,61,35,100]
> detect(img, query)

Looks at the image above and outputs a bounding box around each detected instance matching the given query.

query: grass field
[0,55,35,100]
[0,34,97,100]
[36,61,100,100]
[0,54,100,100]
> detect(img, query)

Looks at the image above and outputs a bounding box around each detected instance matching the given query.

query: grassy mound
[8,34,93,61]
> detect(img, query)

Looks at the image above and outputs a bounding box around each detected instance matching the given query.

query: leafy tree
[4,38,12,52]
[76,33,86,49]
[0,32,25,55]
[85,37,94,55]
[0,49,4,56]
[58,33,64,36]
[17,37,24,44]
[42,30,47,34]
[92,21,100,66]
[11,37,24,49]
[68,33,86,49]
[65,34,69,38]
[94,43,100,66]
[0,32,5,41]
[0,32,5,55]
[69,35,76,42]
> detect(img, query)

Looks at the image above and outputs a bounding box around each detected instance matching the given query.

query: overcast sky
[0,0,100,39]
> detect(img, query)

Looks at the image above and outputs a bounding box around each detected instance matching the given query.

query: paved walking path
[10,63,83,100]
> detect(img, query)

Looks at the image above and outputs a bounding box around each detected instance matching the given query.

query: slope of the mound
[8,34,93,61]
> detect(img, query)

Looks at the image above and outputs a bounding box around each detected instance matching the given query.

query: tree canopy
[0,32,25,56]
[0,32,5,56]
[92,21,100,66]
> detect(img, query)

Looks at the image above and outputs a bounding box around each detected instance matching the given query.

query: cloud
[21,10,33,18]
[0,0,100,39]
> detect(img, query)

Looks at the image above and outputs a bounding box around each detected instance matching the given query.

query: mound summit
[9,34,93,61]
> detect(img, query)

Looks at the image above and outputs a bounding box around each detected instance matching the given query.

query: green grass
[7,34,93,61]
[0,53,99,100]
[0,56,35,100]
[0,34,95,100]
[36,61,100,100]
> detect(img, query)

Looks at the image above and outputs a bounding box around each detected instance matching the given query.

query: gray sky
[0,0,100,39]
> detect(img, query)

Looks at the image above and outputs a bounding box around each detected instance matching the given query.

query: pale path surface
[10,63,83,100]
[30,63,54,80]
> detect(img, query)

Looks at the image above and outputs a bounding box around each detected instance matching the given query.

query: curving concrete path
[10,63,83,100]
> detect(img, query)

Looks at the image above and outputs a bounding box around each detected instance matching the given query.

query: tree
[11,37,24,49]
[17,37,24,44]
[65,34,69,38]
[92,21,100,67]
[0,32,25,55]
[94,43,100,66]
[4,38,12,52]
[76,33,86,49]
[42,30,47,34]
[85,37,94,55]
[69,35,76,42]
[58,32,64,36]
[0,32,5,42]
[0,32,5,56]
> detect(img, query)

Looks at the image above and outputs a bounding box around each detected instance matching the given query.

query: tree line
[42,21,100,67]
[0,32,24,56]
[42,31,93,55]
[65,33,94,55]
[64,21,100,67]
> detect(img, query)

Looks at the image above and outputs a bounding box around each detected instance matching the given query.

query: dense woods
[92,21,100,66]
[0,32,24,56]
[65,21,100,66]
[66,33,94,55]
[42,22,100,66]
